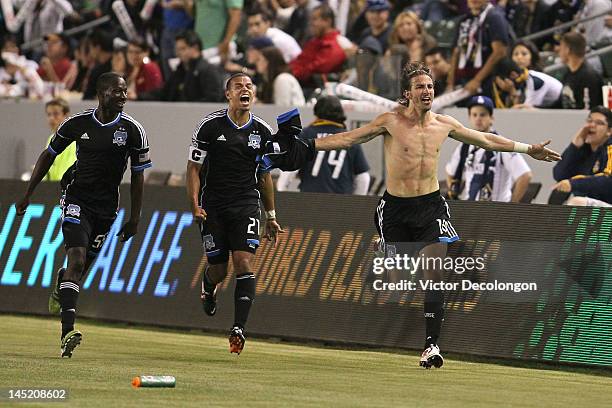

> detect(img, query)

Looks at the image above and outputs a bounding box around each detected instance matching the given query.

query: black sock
[234,273,255,329]
[424,289,444,348]
[59,280,80,339]
[202,266,215,294]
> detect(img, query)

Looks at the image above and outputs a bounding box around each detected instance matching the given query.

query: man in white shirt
[247,8,302,63]
[446,95,533,202]
[494,57,562,108]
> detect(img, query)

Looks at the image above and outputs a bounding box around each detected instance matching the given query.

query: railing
[521,7,611,42]
[20,16,111,51]
[543,43,612,74]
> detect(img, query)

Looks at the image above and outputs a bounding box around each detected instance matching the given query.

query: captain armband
[188,145,207,164]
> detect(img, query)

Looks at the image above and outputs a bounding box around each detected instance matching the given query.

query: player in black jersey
[187,73,283,355]
[15,72,152,358]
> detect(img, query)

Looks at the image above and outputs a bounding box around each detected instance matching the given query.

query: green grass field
[1,315,610,407]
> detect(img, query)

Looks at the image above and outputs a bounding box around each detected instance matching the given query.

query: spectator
[82,30,113,100]
[289,4,350,86]
[358,0,393,54]
[223,36,272,80]
[492,57,562,108]
[420,0,458,22]
[247,8,301,63]
[37,33,74,84]
[511,40,542,71]
[271,0,297,32]
[576,0,612,47]
[276,95,371,195]
[558,31,604,109]
[160,0,195,79]
[110,0,154,42]
[70,36,95,93]
[254,46,304,106]
[8,0,76,58]
[552,106,612,207]
[194,0,243,61]
[503,0,555,49]
[111,47,130,78]
[285,0,309,46]
[446,95,533,202]
[126,39,163,99]
[43,98,75,181]
[448,0,511,98]
[0,40,44,98]
[138,30,224,102]
[388,11,437,65]
[425,47,452,96]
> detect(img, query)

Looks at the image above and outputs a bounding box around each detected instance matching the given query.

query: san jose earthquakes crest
[113,129,128,146]
[248,132,261,149]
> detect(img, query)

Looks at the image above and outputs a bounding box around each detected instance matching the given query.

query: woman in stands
[387,11,437,64]
[511,40,543,71]
[255,46,305,106]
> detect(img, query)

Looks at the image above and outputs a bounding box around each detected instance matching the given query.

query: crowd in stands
[1,0,610,107]
[1,0,611,206]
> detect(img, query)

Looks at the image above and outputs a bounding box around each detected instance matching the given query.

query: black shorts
[374,190,459,255]
[199,204,261,264]
[60,196,116,258]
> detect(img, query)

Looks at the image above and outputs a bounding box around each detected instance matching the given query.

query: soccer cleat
[48,268,64,314]
[200,271,217,316]
[419,344,444,369]
[229,326,245,355]
[60,330,82,358]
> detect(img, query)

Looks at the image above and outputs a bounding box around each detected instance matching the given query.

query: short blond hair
[45,97,70,115]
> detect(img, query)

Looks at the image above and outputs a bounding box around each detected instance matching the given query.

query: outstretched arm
[15,149,56,216]
[314,113,390,151]
[442,115,561,162]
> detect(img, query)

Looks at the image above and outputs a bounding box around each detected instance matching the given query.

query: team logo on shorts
[113,130,128,146]
[248,133,261,149]
[66,204,81,217]
[203,234,215,251]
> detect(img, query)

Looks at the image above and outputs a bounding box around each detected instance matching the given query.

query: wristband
[265,210,276,220]
[513,142,530,153]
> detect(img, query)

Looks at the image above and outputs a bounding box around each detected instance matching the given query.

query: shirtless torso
[379,109,453,197]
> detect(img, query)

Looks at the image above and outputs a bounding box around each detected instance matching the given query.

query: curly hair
[398,61,433,106]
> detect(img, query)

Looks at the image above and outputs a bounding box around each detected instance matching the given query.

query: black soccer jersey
[298,122,370,194]
[48,108,152,214]
[189,109,273,209]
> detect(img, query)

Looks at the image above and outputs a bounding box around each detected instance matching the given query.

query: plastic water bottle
[132,375,176,388]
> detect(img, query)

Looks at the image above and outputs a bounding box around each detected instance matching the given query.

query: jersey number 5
[92,233,108,249]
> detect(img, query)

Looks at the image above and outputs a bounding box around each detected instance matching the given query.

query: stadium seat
[547,189,570,205]
[519,182,542,203]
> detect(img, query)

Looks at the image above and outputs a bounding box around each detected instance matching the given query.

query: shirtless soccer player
[270,62,561,368]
